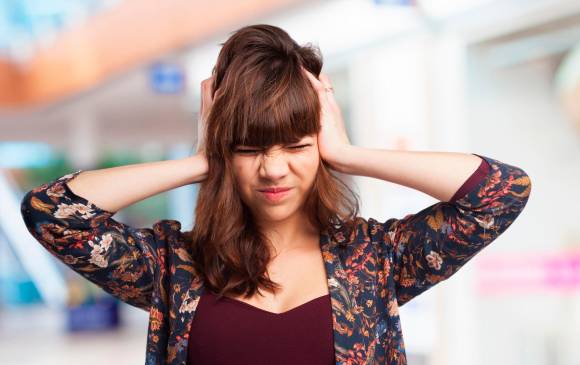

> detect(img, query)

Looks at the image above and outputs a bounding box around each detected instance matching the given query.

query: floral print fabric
[20,153,531,364]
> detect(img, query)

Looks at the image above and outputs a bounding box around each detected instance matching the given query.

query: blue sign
[149,62,186,94]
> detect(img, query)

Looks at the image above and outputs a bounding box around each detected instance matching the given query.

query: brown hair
[183,24,360,300]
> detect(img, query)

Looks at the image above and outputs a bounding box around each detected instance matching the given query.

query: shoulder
[336,216,396,236]
[329,216,400,253]
[150,219,185,244]
[152,219,182,234]
[151,219,195,262]
[329,216,384,245]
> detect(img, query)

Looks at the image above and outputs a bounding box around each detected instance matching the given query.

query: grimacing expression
[231,134,320,224]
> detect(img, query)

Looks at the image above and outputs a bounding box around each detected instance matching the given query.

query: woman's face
[232,134,319,225]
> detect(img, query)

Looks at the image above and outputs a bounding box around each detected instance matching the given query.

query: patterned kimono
[20,153,531,364]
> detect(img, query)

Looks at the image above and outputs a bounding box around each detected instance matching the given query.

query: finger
[318,72,331,86]
[202,86,212,107]
[318,73,334,95]
[316,73,341,111]
[301,66,326,93]
[301,67,334,113]
[300,69,339,129]
[201,76,214,92]
[202,78,213,100]
[200,77,215,118]
[310,71,334,100]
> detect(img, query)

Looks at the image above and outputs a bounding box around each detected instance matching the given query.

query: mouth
[257,187,293,202]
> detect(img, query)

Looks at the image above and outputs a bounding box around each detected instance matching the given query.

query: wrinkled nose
[259,149,289,180]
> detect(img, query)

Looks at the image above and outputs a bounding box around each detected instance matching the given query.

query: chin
[255,205,297,223]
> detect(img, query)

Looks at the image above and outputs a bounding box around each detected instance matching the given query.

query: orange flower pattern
[20,153,531,364]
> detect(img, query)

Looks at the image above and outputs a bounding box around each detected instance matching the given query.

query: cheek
[297,154,320,187]
[306,151,321,174]
[232,160,253,195]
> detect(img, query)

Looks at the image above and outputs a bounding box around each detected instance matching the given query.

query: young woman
[20,24,532,365]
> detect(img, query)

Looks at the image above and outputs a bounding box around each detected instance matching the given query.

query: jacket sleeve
[20,169,163,312]
[368,153,532,307]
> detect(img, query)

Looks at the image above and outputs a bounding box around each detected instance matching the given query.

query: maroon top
[187,290,335,365]
[449,154,491,203]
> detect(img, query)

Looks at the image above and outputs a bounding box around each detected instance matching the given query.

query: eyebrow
[236,138,309,148]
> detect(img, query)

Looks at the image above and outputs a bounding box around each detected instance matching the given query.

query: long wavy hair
[183,24,360,300]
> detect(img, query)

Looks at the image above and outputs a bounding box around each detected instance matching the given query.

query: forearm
[335,146,483,202]
[66,153,208,213]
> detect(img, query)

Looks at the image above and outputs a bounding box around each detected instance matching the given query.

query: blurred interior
[1,0,579,364]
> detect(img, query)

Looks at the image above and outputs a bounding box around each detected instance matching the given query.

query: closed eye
[234,144,311,154]
[235,148,262,154]
[288,144,311,150]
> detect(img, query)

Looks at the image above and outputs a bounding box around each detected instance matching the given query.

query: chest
[158,231,389,365]
[222,246,330,314]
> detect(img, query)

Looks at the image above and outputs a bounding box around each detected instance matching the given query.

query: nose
[259,147,289,180]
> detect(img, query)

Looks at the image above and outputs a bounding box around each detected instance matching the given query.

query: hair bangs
[228,69,320,150]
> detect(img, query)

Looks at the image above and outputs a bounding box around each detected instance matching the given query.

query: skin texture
[227,67,354,255]
[231,134,321,256]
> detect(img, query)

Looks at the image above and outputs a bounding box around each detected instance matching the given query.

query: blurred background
[0,0,579,364]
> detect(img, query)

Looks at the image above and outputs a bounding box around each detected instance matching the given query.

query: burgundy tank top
[187,290,335,365]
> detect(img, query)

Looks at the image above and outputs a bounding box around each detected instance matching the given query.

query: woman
[20,24,532,365]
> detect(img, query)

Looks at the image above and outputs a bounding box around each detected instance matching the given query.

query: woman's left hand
[301,67,352,172]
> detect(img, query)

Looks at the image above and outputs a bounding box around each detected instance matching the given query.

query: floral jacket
[20,153,531,365]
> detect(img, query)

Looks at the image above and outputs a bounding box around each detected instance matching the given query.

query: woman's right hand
[195,75,216,159]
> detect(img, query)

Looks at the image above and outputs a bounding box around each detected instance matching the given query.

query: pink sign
[476,250,580,295]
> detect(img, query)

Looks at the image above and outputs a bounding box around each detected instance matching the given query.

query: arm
[339,148,532,307]
[65,154,208,213]
[20,154,208,311]
[332,147,487,203]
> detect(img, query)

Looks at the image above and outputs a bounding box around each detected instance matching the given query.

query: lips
[258,187,291,193]
[257,187,293,202]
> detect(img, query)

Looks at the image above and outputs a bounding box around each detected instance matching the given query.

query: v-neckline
[203,231,333,316]
[214,292,331,316]
[174,227,358,365]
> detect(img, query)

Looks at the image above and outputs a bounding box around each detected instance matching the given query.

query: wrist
[327,145,358,174]
[183,153,209,183]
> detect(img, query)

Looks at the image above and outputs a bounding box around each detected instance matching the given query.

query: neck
[257,212,319,257]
